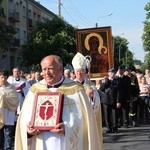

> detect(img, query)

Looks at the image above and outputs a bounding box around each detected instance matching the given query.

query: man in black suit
[116,65,131,128]
[125,66,140,127]
[100,68,121,133]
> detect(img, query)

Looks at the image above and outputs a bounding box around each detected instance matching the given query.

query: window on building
[28,9,32,19]
[16,28,20,39]
[15,1,20,13]
[10,56,15,71]
[1,54,7,70]
[23,6,26,17]
[33,12,36,23]
[8,0,14,13]
[42,16,45,21]
[17,57,21,66]
[37,14,41,21]
[23,30,27,42]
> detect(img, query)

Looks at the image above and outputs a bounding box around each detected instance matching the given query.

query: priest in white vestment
[14,55,102,150]
[7,67,31,115]
[72,52,103,149]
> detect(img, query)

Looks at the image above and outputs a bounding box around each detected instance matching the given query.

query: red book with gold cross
[31,92,63,130]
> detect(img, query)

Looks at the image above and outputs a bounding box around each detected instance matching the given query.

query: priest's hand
[86,87,94,99]
[51,122,65,135]
[27,123,41,136]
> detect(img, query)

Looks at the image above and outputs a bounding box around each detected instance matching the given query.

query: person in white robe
[72,52,103,149]
[14,55,102,150]
[0,70,19,150]
[7,67,31,115]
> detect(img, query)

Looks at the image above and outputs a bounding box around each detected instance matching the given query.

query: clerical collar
[119,75,124,78]
[15,78,20,81]
[77,80,84,85]
[108,77,114,81]
[47,76,64,88]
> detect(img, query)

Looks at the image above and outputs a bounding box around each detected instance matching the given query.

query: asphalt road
[12,124,150,150]
[103,125,150,150]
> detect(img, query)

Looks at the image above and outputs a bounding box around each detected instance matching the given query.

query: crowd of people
[63,64,150,134]
[0,53,103,150]
[97,66,150,133]
[0,52,150,150]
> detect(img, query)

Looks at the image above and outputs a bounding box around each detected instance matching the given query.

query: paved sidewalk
[103,125,150,150]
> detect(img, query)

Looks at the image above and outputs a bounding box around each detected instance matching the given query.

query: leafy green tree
[143,52,150,69]
[113,36,134,68]
[22,17,76,68]
[142,2,150,52]
[0,0,2,5]
[142,2,150,70]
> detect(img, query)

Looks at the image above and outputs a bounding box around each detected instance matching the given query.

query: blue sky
[38,0,149,62]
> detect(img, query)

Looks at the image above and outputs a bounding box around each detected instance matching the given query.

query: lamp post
[119,43,121,62]
[95,12,113,27]
[118,33,125,63]
[126,49,128,64]
[125,42,129,64]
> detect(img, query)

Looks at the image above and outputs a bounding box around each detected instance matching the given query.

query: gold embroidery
[69,126,80,149]
[30,83,48,93]
[57,83,83,95]
[30,81,84,96]
[64,97,76,112]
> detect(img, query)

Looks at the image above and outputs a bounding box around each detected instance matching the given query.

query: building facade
[0,0,56,72]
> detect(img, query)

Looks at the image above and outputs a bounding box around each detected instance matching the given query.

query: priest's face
[41,55,63,85]
[74,68,86,82]
[13,68,20,78]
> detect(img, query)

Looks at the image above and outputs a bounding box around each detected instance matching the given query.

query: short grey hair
[40,55,63,67]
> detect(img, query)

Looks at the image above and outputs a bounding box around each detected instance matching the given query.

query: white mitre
[72,52,87,70]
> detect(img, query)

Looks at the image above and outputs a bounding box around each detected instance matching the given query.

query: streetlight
[119,42,123,62]
[118,33,125,62]
[95,12,113,27]
[126,49,128,64]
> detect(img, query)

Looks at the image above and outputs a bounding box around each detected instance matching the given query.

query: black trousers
[121,101,130,126]
[138,96,149,121]
[103,103,118,130]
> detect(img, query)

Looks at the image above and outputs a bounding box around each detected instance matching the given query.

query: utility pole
[58,0,61,17]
